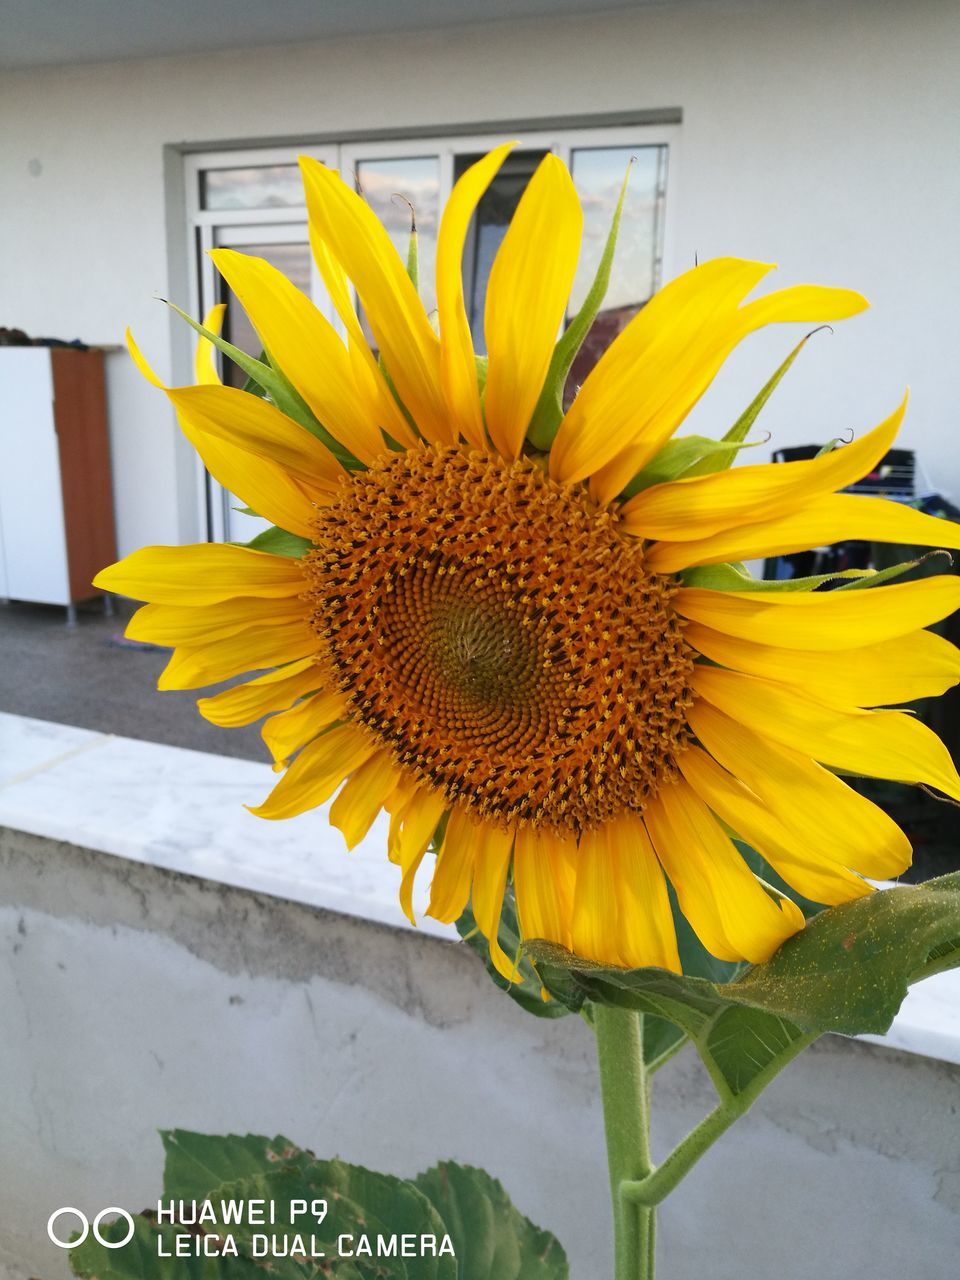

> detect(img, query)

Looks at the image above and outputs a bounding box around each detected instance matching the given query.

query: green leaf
[456,888,571,1020]
[161,1130,311,1200]
[682,327,827,479]
[72,1132,565,1280]
[414,1163,568,1280]
[526,872,960,1096]
[164,300,360,470]
[725,871,960,1032]
[69,1214,269,1279]
[240,526,313,558]
[621,435,764,499]
[526,164,631,451]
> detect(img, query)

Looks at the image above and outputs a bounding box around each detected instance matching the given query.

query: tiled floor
[0,596,265,761]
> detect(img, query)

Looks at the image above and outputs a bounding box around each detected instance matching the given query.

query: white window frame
[183,124,680,542]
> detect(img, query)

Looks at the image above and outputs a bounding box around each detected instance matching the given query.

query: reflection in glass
[202,165,304,211]
[219,242,312,387]
[457,150,547,354]
[356,156,440,328]
[566,145,668,394]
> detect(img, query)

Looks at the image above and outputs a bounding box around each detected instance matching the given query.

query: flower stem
[620,1028,817,1209]
[594,1005,655,1280]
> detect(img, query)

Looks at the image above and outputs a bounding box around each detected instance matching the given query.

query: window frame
[182,123,680,542]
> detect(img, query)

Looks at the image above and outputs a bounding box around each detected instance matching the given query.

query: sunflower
[96,144,960,981]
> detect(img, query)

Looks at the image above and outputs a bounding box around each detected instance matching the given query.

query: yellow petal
[571,823,625,967]
[550,258,865,500]
[187,421,324,540]
[622,396,906,539]
[513,826,575,951]
[305,222,415,452]
[261,687,349,764]
[299,157,449,444]
[470,823,520,981]
[679,745,872,905]
[675,576,960,649]
[157,619,318,690]
[586,281,869,505]
[685,621,960,708]
[692,666,960,801]
[396,788,447,924]
[167,384,344,495]
[197,657,320,727]
[427,807,477,923]
[436,143,515,449]
[94,543,305,604]
[126,326,166,388]
[329,750,401,849]
[644,492,960,573]
[483,154,583,460]
[611,815,681,972]
[210,249,406,460]
[195,303,227,385]
[250,723,376,820]
[127,328,325,540]
[127,597,304,646]
[644,779,804,964]
[687,699,911,880]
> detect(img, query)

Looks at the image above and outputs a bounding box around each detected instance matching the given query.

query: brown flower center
[303,447,694,835]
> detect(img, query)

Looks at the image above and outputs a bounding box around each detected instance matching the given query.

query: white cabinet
[0,348,116,616]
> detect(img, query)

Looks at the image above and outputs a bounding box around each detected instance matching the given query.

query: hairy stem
[621,1029,817,1208]
[594,1005,655,1280]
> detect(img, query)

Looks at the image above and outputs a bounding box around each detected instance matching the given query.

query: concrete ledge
[1,710,958,1066]
[0,711,454,941]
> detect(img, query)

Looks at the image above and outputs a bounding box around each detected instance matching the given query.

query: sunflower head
[97,145,960,983]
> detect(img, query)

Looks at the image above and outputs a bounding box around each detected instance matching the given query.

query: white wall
[2,827,959,1280]
[1,0,958,556]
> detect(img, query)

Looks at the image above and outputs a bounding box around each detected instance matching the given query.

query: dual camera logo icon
[47,1207,135,1249]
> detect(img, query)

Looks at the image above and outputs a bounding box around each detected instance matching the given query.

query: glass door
[186,145,337,543]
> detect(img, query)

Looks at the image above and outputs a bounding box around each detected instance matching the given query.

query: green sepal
[680,562,877,592]
[240,348,269,398]
[526,871,960,1097]
[621,434,765,499]
[405,219,419,293]
[684,548,954,595]
[682,326,828,479]
[239,526,313,558]
[526,164,631,451]
[834,549,952,589]
[165,300,361,470]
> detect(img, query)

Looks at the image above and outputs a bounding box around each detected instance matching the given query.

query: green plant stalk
[594,1005,655,1280]
[621,1029,817,1209]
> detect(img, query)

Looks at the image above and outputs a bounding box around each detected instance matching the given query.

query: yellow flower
[96,146,960,981]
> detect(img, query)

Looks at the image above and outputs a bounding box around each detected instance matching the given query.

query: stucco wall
[1,0,958,558]
[2,825,958,1280]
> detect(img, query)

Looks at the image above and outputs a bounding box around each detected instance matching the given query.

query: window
[184,125,675,542]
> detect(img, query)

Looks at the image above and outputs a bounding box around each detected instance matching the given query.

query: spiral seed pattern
[303,447,694,835]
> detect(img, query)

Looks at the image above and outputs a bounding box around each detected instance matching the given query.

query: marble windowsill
[1,710,958,1066]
